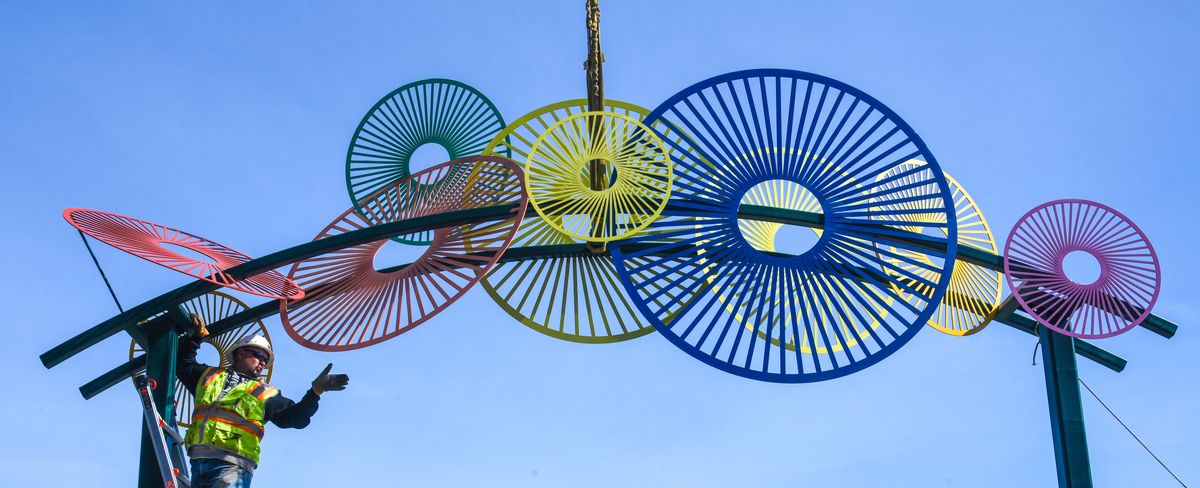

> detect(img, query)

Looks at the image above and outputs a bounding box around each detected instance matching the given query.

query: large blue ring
[610,69,958,382]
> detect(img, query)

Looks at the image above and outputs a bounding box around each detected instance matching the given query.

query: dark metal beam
[78,243,1129,400]
[51,200,1177,386]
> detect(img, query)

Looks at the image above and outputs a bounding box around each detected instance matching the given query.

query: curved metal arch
[43,202,522,369]
[71,203,1176,399]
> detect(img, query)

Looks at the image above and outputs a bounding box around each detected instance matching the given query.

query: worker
[176,315,349,487]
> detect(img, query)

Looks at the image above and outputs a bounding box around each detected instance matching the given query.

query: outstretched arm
[265,363,349,429]
[264,390,320,428]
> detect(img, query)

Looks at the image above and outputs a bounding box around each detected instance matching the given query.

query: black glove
[311,363,349,395]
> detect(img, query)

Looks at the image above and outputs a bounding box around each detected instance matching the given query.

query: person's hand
[311,363,349,396]
[191,313,209,338]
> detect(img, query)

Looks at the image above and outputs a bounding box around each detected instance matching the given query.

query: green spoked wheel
[480,100,658,343]
[346,78,505,244]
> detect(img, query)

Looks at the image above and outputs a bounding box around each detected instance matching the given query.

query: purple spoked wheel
[1003,199,1160,338]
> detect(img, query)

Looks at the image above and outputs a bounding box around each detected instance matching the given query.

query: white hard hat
[228,335,272,366]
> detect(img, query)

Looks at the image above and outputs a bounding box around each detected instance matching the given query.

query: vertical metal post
[1039,325,1093,487]
[584,0,607,253]
[138,314,180,488]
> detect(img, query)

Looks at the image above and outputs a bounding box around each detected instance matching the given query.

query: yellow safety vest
[184,367,279,464]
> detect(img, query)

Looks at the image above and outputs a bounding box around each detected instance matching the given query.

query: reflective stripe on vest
[191,405,265,439]
[249,383,278,401]
[201,367,224,387]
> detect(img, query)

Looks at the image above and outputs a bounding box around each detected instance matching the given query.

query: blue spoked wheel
[610,69,958,382]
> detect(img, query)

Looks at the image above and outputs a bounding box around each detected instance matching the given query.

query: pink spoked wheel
[281,156,528,351]
[1003,199,1160,338]
[64,209,304,300]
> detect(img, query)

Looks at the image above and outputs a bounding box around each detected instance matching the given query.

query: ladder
[134,374,191,488]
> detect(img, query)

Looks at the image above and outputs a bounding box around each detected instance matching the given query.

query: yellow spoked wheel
[525,111,672,243]
[480,100,658,342]
[130,291,273,427]
[875,161,1002,336]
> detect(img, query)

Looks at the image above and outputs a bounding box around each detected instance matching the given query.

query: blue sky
[3,1,1198,486]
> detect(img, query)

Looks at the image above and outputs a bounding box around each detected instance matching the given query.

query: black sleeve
[263,389,321,429]
[176,334,211,395]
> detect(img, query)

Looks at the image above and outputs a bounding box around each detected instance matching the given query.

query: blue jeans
[191,458,253,488]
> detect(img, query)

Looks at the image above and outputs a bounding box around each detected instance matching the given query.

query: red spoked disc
[281,156,528,351]
[64,209,304,300]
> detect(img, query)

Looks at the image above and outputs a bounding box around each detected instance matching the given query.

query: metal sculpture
[64,208,304,300]
[130,291,273,427]
[45,69,1179,420]
[609,69,958,382]
[281,156,528,350]
[38,6,1183,484]
[1004,199,1161,339]
[346,79,506,245]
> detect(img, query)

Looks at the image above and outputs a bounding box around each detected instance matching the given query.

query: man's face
[233,347,268,378]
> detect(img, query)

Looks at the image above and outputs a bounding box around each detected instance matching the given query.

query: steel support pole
[137,313,181,488]
[1039,325,1093,487]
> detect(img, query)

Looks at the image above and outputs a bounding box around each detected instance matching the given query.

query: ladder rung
[160,421,186,445]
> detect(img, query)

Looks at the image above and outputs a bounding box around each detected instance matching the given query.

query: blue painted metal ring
[610,68,958,382]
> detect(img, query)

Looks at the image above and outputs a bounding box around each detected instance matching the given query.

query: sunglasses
[242,349,269,364]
